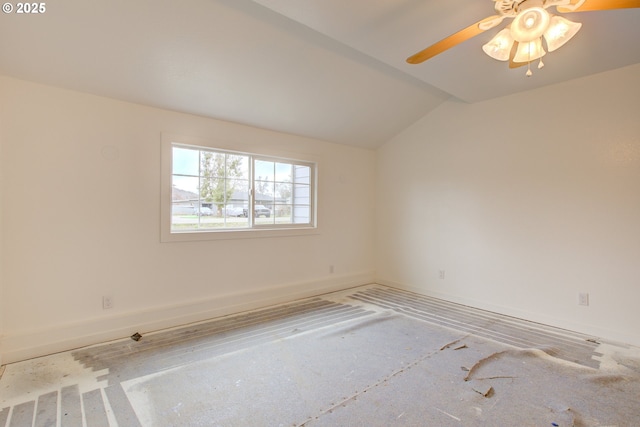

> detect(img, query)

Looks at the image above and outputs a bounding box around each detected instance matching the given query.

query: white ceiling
[1,0,638,149]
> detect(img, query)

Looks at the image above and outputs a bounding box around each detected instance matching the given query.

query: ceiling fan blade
[406,15,503,64]
[508,42,528,68]
[557,0,640,13]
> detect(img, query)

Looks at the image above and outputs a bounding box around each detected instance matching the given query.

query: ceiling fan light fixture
[407,0,631,76]
[543,15,582,52]
[510,7,550,42]
[513,38,546,63]
[482,28,515,61]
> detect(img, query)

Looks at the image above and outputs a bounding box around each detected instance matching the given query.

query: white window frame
[161,133,319,242]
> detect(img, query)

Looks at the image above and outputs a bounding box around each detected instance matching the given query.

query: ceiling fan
[406,0,640,76]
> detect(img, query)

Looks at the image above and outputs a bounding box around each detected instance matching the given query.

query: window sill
[161,226,320,243]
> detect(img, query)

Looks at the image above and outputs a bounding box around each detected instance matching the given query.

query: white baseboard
[1,272,375,364]
[378,278,640,348]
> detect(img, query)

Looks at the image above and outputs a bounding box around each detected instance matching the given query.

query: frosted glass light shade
[511,7,550,42]
[513,38,546,63]
[482,28,515,61]
[543,15,582,52]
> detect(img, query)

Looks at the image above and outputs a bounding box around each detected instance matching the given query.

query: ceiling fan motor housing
[511,7,551,41]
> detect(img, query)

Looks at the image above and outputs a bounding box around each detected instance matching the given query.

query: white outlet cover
[578,293,589,306]
[103,296,114,309]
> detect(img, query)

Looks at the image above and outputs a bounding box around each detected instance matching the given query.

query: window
[162,134,317,242]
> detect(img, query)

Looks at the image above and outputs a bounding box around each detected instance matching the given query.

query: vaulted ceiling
[1,0,638,149]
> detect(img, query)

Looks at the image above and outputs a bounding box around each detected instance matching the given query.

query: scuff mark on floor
[434,407,461,421]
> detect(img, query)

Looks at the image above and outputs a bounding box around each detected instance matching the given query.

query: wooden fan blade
[406,15,502,64]
[557,0,640,13]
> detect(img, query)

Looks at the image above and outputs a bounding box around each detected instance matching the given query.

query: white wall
[377,64,640,346]
[0,89,4,366]
[3,63,638,364]
[0,76,376,363]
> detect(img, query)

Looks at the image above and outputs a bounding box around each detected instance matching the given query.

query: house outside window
[162,134,317,242]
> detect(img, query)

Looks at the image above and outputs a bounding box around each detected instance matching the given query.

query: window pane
[254,202,274,226]
[219,202,249,229]
[294,164,311,185]
[275,162,292,182]
[197,205,213,216]
[276,182,292,203]
[224,216,249,228]
[275,204,293,224]
[255,179,275,205]
[173,176,199,197]
[201,152,226,178]
[229,178,250,203]
[294,205,311,224]
[256,215,275,226]
[171,202,199,231]
[200,177,229,205]
[172,147,199,176]
[294,183,310,204]
[227,154,249,179]
[255,159,274,181]
[223,203,246,218]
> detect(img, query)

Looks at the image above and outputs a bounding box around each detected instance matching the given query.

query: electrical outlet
[329,265,335,274]
[103,295,114,310]
[578,292,589,306]
[439,270,446,280]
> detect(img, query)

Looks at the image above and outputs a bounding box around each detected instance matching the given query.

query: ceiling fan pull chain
[537,36,545,70]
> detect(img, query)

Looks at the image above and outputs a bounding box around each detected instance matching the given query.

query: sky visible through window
[173,147,200,193]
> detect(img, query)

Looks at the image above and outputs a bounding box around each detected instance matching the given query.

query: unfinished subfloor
[2,285,640,426]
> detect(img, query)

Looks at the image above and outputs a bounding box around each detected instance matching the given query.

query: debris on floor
[464,351,508,381]
[439,337,469,351]
[471,384,494,398]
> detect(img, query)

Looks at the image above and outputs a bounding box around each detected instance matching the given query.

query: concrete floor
[2,285,640,426]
